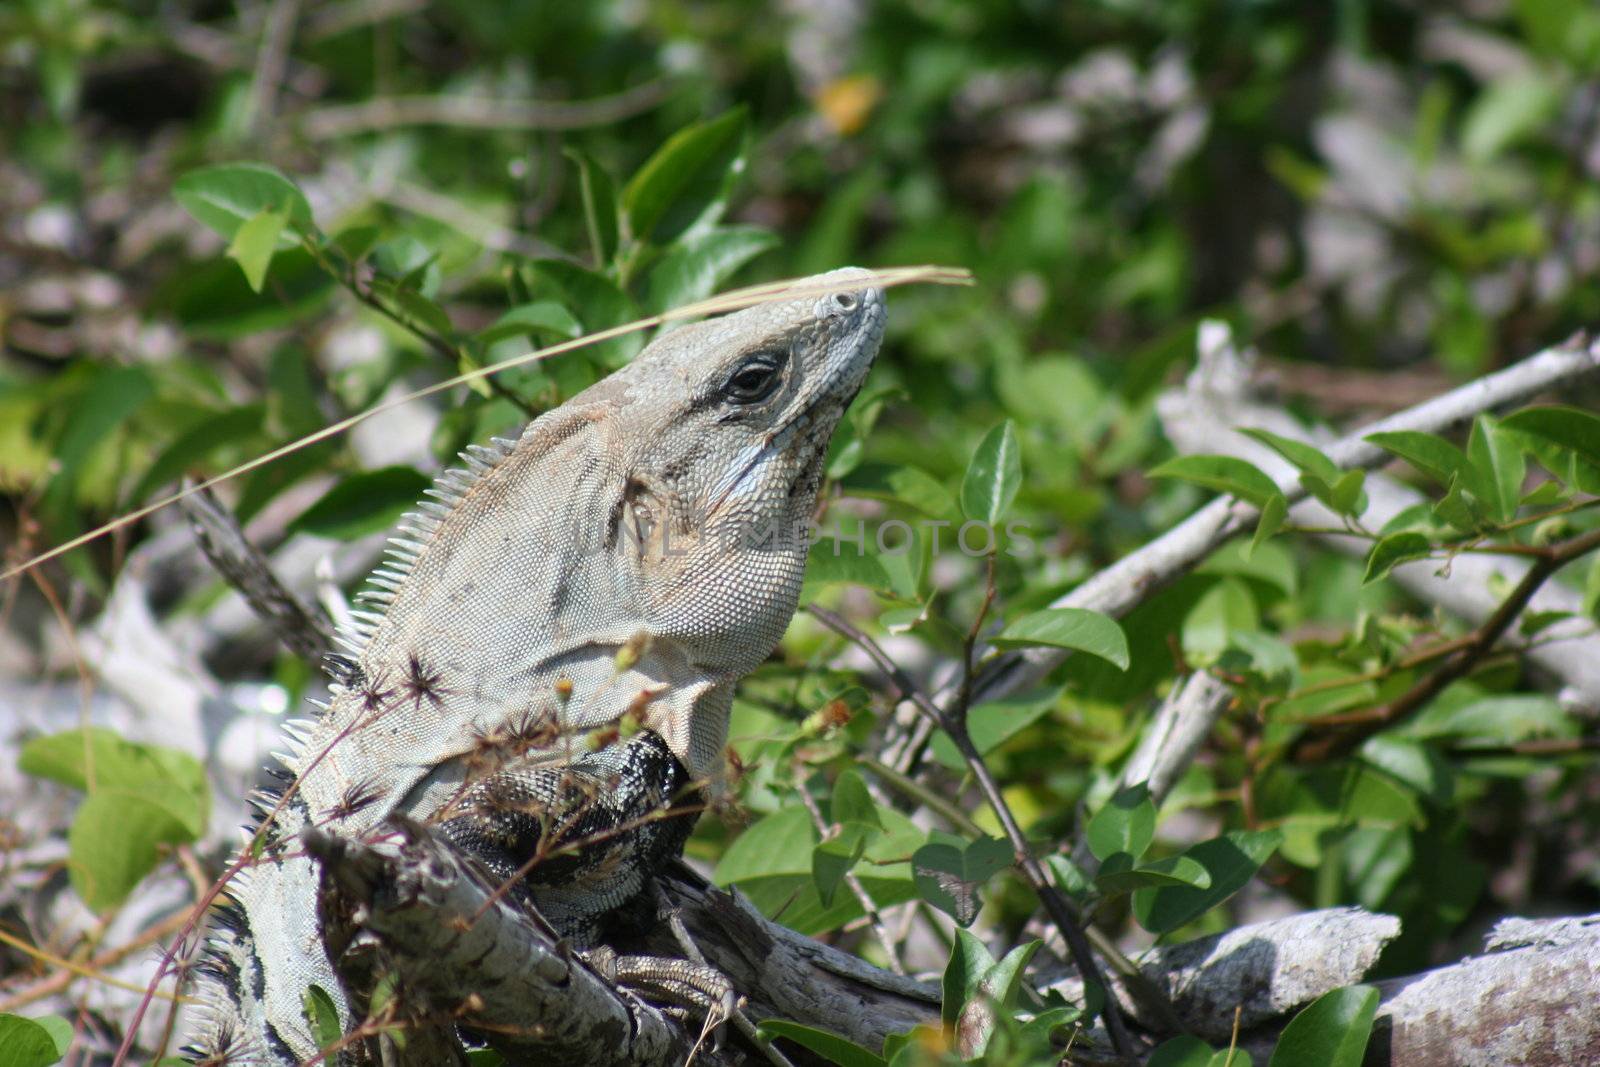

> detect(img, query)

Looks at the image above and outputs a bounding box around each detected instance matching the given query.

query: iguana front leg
[434,730,701,944]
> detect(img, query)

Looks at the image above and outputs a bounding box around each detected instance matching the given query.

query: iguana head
[599,266,886,665]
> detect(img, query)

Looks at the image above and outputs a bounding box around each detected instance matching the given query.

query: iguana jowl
[190,269,886,1063]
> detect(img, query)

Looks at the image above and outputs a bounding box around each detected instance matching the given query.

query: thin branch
[301,80,675,139]
[1291,526,1600,763]
[795,779,908,975]
[956,335,1600,712]
[804,604,1140,1061]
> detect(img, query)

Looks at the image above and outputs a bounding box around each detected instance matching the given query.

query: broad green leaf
[930,689,1060,769]
[0,1014,68,1067]
[1239,427,1340,482]
[802,540,896,596]
[1250,492,1287,557]
[1362,531,1432,585]
[1134,829,1282,934]
[1301,469,1367,518]
[133,404,266,501]
[1147,1035,1218,1067]
[757,1021,885,1067]
[174,162,314,242]
[1182,578,1258,662]
[1268,985,1379,1067]
[565,147,619,265]
[68,792,193,911]
[1501,406,1600,469]
[1407,694,1575,746]
[1094,853,1212,895]
[1432,475,1490,534]
[644,225,779,314]
[1365,431,1470,490]
[1045,853,1092,899]
[369,279,452,338]
[477,301,584,346]
[991,608,1130,670]
[1467,415,1525,523]
[19,727,210,836]
[943,928,995,1026]
[623,109,748,245]
[227,209,285,292]
[1461,74,1561,162]
[912,835,1014,926]
[843,463,956,518]
[1086,783,1156,862]
[960,420,1022,525]
[302,984,343,1051]
[533,259,642,366]
[813,825,871,908]
[957,940,1043,1058]
[1150,454,1279,508]
[288,466,431,541]
[829,769,882,829]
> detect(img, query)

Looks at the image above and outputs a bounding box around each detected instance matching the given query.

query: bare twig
[794,779,908,975]
[957,335,1600,712]
[805,605,1140,1061]
[301,80,675,139]
[1291,526,1600,763]
[247,0,302,133]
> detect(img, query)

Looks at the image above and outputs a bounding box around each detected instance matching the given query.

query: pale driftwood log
[1157,321,1600,708]
[303,817,938,1067]
[1235,912,1600,1066]
[954,332,1600,712]
[304,818,704,1067]
[1046,907,1400,1043]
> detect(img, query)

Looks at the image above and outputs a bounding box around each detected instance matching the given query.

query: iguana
[189,268,887,1063]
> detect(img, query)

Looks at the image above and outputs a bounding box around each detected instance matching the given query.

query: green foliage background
[3,1,1600,1063]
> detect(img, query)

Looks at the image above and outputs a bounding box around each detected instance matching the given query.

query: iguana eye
[722,351,785,404]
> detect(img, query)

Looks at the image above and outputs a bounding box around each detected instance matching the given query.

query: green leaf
[957,940,1043,1058]
[1239,428,1340,482]
[1147,1035,1219,1067]
[623,109,748,245]
[1150,454,1279,508]
[227,209,286,292]
[174,162,314,242]
[1461,74,1561,162]
[1467,415,1525,524]
[960,420,1023,525]
[1408,694,1575,747]
[1134,829,1282,934]
[1365,431,1471,489]
[302,984,344,1051]
[813,826,871,908]
[1268,985,1379,1067]
[68,792,194,911]
[1501,406,1600,469]
[1086,783,1156,862]
[991,608,1130,670]
[19,727,210,836]
[644,226,779,314]
[1094,854,1213,895]
[533,259,642,367]
[477,301,584,346]
[929,689,1060,769]
[1301,469,1367,518]
[943,928,995,1027]
[566,147,620,265]
[133,404,266,501]
[1362,531,1433,585]
[1250,493,1288,556]
[829,769,882,829]
[0,1014,68,1067]
[757,1021,885,1067]
[843,463,956,518]
[912,835,1014,926]
[288,466,431,541]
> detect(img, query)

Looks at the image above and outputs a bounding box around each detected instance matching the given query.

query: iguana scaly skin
[189,269,886,1063]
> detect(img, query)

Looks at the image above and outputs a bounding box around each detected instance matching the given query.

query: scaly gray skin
[188,269,886,1064]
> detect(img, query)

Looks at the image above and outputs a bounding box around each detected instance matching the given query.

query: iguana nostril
[832,291,858,311]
